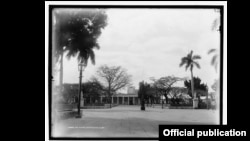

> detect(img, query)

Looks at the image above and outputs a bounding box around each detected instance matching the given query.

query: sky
[53,8,220,93]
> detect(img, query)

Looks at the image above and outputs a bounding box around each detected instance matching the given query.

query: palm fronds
[179,50,201,71]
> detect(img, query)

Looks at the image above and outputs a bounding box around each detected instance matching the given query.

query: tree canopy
[138,82,156,99]
[179,50,201,71]
[151,76,185,96]
[53,9,108,65]
[96,65,132,95]
[82,79,104,99]
[184,76,208,97]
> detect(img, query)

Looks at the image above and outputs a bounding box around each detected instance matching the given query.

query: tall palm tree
[53,9,107,88]
[179,50,201,99]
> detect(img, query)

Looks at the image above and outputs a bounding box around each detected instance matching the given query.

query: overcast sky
[53,8,220,93]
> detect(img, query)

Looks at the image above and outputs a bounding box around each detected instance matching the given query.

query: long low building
[99,93,140,105]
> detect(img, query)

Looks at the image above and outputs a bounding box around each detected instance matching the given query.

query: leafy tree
[151,76,185,105]
[145,86,158,106]
[60,80,105,105]
[96,65,131,108]
[184,77,209,109]
[139,83,156,106]
[53,9,108,89]
[82,79,104,104]
[184,76,208,98]
[169,87,188,98]
[60,79,105,105]
[179,50,201,99]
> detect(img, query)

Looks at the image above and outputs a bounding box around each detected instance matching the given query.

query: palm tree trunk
[191,68,199,109]
[77,69,83,117]
[190,69,195,98]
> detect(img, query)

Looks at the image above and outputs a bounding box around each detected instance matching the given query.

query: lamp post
[76,61,86,118]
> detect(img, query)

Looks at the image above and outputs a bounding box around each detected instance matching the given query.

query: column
[117,97,119,104]
[122,96,124,105]
[133,97,135,105]
[112,96,113,104]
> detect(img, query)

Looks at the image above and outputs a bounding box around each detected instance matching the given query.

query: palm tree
[179,50,201,99]
[53,9,107,88]
[208,49,219,72]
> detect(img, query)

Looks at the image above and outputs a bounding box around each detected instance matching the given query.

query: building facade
[99,93,140,105]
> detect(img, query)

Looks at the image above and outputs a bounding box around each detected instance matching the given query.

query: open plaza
[52,105,219,138]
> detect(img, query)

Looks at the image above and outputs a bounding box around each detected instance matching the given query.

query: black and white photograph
[45,1,227,139]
